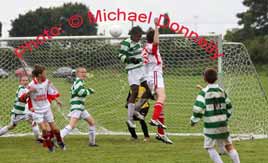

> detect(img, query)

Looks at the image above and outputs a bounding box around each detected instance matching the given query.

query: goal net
[0,35,267,139]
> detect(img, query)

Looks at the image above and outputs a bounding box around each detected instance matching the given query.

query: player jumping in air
[118,26,151,129]
[142,18,173,144]
[28,64,65,152]
[60,67,97,147]
[0,76,42,143]
[125,86,150,141]
[191,68,240,163]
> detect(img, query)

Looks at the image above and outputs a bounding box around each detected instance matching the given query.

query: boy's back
[192,83,232,139]
[191,67,240,163]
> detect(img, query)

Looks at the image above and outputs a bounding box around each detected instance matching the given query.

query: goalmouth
[0,34,268,139]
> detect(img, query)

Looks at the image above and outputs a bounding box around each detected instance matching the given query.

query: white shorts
[32,109,54,124]
[146,71,165,92]
[204,135,232,149]
[68,110,91,120]
[128,66,146,86]
[10,113,32,126]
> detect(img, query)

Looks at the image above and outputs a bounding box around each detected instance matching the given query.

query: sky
[0,0,248,37]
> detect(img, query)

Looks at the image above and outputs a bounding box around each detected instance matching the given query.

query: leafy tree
[9,2,97,37]
[224,0,268,64]
[159,13,176,34]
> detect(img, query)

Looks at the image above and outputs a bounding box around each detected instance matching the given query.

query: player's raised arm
[153,18,160,45]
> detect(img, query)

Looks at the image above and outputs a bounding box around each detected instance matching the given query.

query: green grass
[1,66,268,162]
[0,135,268,163]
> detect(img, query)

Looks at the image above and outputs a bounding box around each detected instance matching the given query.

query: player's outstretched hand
[196,84,203,90]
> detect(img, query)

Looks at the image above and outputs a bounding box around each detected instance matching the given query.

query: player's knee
[225,144,234,152]
[86,117,95,126]
[42,129,48,136]
[52,128,60,134]
[89,119,95,126]
[131,88,138,97]
[157,94,166,103]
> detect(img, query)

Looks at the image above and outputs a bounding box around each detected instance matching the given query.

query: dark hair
[146,29,154,43]
[204,68,217,84]
[32,64,46,77]
[128,26,143,36]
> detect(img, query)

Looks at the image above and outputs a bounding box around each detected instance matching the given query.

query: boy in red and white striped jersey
[27,64,65,152]
[142,18,173,144]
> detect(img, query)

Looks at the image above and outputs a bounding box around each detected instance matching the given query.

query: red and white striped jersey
[142,43,163,74]
[27,78,59,113]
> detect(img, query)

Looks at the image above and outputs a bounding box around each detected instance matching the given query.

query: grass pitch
[0,66,268,162]
[0,135,268,163]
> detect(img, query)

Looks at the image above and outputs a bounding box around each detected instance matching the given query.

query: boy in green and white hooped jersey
[118,26,151,129]
[191,68,240,163]
[60,67,97,147]
[0,76,42,142]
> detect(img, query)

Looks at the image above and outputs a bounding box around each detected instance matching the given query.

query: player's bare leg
[127,84,139,128]
[85,116,97,147]
[49,122,65,150]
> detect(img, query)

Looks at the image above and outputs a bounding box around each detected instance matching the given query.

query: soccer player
[28,64,65,152]
[142,18,172,144]
[60,67,97,147]
[191,68,240,163]
[196,84,227,155]
[125,86,150,141]
[0,76,42,143]
[118,26,151,129]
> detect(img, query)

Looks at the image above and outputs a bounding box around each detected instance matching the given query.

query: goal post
[0,34,267,139]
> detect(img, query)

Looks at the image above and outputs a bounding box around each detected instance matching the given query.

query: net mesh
[0,35,267,138]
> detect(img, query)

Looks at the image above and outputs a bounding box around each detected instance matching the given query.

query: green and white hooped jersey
[70,78,94,112]
[118,38,143,71]
[11,85,28,115]
[191,84,232,139]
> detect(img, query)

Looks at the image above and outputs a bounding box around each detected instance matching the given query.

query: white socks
[0,126,9,136]
[208,148,240,163]
[89,125,96,145]
[228,149,240,163]
[127,103,135,121]
[60,125,73,138]
[207,148,224,163]
[32,125,41,139]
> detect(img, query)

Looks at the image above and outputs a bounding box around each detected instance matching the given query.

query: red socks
[43,131,53,149]
[157,112,165,135]
[52,130,63,143]
[152,102,163,120]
